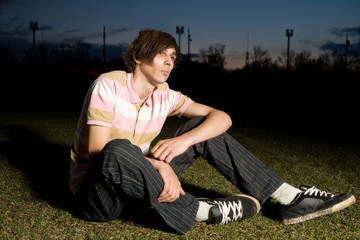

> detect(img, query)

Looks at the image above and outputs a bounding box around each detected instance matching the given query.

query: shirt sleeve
[167,89,193,117]
[87,77,116,127]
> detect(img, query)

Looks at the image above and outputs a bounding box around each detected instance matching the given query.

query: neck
[133,69,156,103]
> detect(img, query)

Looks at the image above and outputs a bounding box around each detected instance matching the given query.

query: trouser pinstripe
[73,116,284,234]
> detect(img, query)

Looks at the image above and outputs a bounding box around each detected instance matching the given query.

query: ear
[133,56,141,65]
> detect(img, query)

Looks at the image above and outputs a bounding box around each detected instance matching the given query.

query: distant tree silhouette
[0,44,17,64]
[54,40,92,63]
[294,50,312,71]
[250,45,272,70]
[316,53,332,71]
[37,41,54,63]
[199,43,226,69]
[278,50,295,70]
[73,40,92,61]
[353,43,360,71]
[1,32,359,73]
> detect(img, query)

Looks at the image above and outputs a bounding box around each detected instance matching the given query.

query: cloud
[330,26,360,37]
[0,23,29,38]
[320,40,360,57]
[106,27,131,36]
[9,16,19,22]
[320,26,360,55]
[65,29,79,34]
[80,27,131,43]
[0,22,54,40]
[39,25,55,31]
[298,39,312,45]
[320,41,343,51]
[60,36,86,45]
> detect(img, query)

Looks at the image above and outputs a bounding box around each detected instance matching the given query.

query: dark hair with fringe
[123,29,178,72]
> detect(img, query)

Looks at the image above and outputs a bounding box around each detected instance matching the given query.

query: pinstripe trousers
[73,116,284,235]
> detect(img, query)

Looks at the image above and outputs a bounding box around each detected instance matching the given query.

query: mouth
[160,70,170,76]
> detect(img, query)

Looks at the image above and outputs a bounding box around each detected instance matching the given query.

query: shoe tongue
[228,208,234,220]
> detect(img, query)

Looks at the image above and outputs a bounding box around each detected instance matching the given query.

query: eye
[159,50,176,62]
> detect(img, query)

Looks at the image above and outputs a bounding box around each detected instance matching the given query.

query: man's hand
[145,157,185,203]
[150,136,192,163]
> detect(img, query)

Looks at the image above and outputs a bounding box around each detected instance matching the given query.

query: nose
[164,57,173,68]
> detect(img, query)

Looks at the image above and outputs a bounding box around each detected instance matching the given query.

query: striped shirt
[69,70,193,193]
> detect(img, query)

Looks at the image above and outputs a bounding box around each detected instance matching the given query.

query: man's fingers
[163,152,176,163]
[151,139,179,163]
[158,148,171,162]
[157,180,184,203]
[180,187,185,195]
[151,140,166,158]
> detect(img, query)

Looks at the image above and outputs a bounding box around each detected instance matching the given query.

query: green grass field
[0,110,359,239]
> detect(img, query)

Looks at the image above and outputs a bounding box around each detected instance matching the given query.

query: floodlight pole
[286,29,293,70]
[30,21,38,59]
[176,26,184,54]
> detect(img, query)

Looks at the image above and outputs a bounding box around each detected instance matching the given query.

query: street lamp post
[286,29,293,70]
[30,21,38,59]
[176,26,184,54]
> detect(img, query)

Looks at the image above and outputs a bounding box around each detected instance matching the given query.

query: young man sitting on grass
[69,29,356,235]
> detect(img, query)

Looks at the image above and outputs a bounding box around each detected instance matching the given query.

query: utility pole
[187,28,192,61]
[176,26,184,55]
[103,25,106,63]
[29,21,38,59]
[345,34,350,69]
[245,32,250,68]
[286,29,293,70]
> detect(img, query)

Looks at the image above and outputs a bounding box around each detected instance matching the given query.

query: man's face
[138,47,177,87]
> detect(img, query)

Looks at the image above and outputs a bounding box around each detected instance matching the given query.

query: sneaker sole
[234,194,261,218]
[283,194,356,225]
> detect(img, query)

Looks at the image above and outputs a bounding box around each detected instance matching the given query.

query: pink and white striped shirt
[69,70,193,193]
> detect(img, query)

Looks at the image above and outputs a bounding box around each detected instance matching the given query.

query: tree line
[1,39,359,72]
[199,43,360,72]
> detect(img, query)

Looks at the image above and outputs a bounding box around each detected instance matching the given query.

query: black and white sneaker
[198,194,260,225]
[278,185,356,225]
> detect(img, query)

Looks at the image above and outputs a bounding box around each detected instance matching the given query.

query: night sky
[1,0,359,69]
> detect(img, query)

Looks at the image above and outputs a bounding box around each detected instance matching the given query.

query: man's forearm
[182,109,232,146]
[150,109,232,163]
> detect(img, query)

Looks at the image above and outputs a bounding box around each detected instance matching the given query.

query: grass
[0,109,359,239]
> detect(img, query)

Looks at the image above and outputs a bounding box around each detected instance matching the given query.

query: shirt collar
[127,73,141,104]
[127,73,155,107]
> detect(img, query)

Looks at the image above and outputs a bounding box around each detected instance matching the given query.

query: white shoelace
[213,200,243,225]
[304,186,334,198]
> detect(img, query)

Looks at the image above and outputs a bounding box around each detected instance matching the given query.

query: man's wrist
[145,156,165,170]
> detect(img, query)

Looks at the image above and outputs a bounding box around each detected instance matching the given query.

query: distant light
[30,21,38,30]
[286,29,293,37]
[176,26,184,34]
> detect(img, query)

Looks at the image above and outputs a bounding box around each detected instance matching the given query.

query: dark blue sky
[1,0,359,69]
